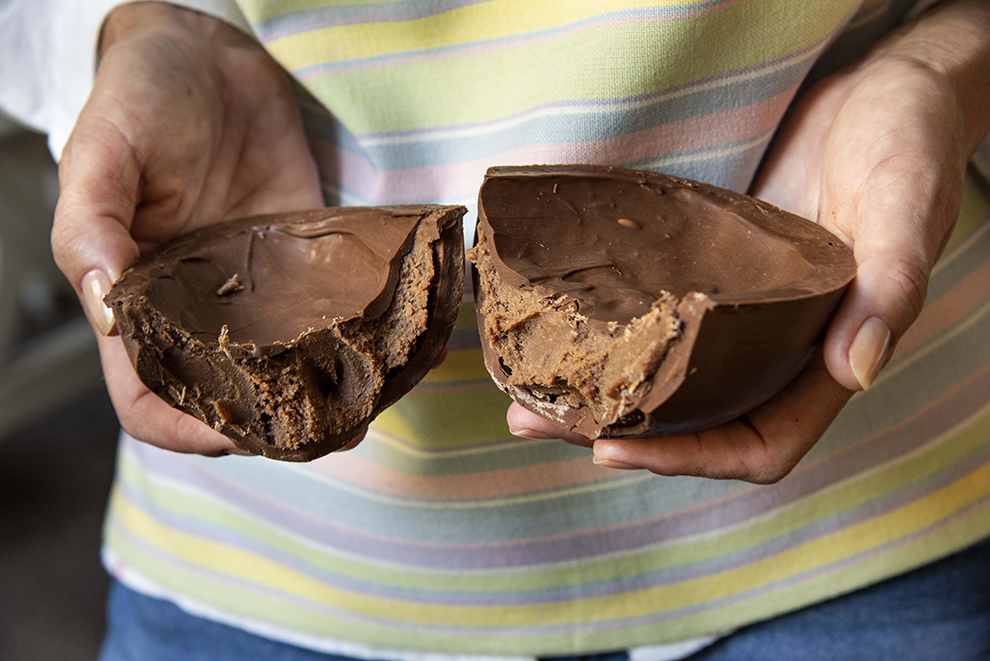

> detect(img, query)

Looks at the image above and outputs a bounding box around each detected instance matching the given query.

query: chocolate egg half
[106,205,465,461]
[468,165,855,440]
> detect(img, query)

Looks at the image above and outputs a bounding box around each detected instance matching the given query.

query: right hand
[52,2,323,455]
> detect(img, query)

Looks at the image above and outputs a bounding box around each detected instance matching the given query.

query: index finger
[592,354,852,483]
[508,353,851,483]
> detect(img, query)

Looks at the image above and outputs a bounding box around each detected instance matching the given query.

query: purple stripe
[255,0,497,42]
[107,491,990,636]
[445,327,481,351]
[349,29,830,141]
[120,366,990,570]
[112,433,990,606]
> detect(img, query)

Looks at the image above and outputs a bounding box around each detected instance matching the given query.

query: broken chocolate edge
[471,165,856,439]
[106,204,466,462]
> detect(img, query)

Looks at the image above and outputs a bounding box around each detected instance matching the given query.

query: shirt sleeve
[0,0,253,160]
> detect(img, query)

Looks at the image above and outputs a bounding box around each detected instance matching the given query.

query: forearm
[874,0,990,157]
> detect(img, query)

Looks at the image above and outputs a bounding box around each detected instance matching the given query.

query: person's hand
[508,0,990,482]
[52,2,323,455]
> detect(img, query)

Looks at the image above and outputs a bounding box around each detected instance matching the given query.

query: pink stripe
[309,452,623,500]
[314,89,796,203]
[893,252,990,360]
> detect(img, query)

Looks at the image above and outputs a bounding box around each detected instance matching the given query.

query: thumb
[52,116,142,336]
[818,163,963,391]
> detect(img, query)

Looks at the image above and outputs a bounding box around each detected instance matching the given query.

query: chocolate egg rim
[472,165,857,439]
[482,164,857,309]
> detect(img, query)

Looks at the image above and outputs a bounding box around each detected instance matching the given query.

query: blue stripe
[302,57,808,174]
[253,0,741,44]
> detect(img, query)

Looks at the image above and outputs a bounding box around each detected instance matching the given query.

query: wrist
[876,0,990,156]
[99,2,249,59]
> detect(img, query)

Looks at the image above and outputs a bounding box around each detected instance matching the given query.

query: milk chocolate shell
[106,205,465,461]
[468,165,856,440]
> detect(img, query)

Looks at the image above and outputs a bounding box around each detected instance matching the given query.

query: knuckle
[739,449,787,484]
[750,459,796,485]
[738,436,800,485]
[883,256,930,324]
[49,219,87,273]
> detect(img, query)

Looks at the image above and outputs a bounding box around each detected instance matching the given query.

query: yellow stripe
[108,402,990,597]
[418,348,489,383]
[277,0,857,132]
[265,0,700,63]
[112,452,990,626]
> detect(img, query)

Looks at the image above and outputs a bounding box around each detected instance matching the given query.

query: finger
[53,116,143,336]
[821,190,958,390]
[592,354,852,483]
[336,428,369,452]
[816,65,965,391]
[506,402,591,446]
[96,333,237,455]
[432,344,449,370]
[819,160,962,391]
[821,248,929,391]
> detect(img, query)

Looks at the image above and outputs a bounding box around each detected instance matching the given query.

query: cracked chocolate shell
[106,205,465,461]
[467,165,855,440]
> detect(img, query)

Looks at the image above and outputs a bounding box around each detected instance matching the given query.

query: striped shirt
[101,0,990,657]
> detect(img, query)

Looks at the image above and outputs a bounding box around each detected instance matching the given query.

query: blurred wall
[0,111,103,435]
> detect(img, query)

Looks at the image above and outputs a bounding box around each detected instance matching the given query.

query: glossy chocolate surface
[471,165,856,439]
[145,208,422,348]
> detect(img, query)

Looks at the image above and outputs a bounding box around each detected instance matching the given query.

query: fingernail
[592,456,641,470]
[337,438,362,452]
[82,270,116,336]
[509,427,558,440]
[225,447,253,456]
[849,316,892,390]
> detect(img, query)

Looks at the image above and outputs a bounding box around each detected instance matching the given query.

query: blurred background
[0,110,119,661]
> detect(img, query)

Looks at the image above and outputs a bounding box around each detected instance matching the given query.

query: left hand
[52,3,324,455]
[507,0,990,482]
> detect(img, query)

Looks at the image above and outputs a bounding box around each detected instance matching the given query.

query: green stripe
[111,401,990,595]
[587,501,990,651]
[293,0,855,132]
[103,492,990,653]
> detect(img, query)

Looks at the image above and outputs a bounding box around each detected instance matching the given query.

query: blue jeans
[100,537,990,661]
